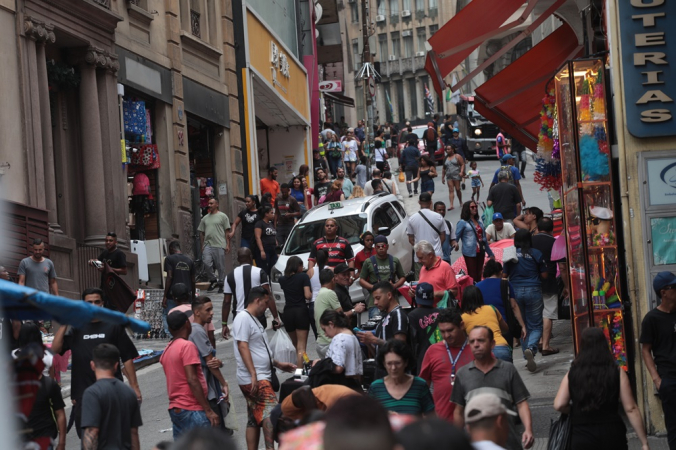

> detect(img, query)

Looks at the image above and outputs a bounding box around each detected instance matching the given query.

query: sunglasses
[470,205,478,209]
[590,218,602,225]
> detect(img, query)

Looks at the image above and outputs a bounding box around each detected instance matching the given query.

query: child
[466,161,484,202]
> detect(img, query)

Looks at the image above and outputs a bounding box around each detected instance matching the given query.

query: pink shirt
[419,257,458,307]
[169,304,215,332]
[160,338,207,410]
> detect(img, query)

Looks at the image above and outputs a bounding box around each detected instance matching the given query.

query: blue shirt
[290,188,304,203]
[476,278,515,318]
[355,127,366,141]
[401,146,421,167]
[504,248,546,288]
[491,166,522,185]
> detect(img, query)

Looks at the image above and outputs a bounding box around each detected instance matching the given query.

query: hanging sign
[319,80,342,92]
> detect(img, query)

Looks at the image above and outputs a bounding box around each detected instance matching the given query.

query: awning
[474,24,583,150]
[323,92,355,108]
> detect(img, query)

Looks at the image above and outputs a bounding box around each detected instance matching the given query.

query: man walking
[163,240,195,336]
[313,168,332,204]
[408,282,442,375]
[222,248,281,338]
[466,393,517,450]
[307,219,355,270]
[415,240,459,303]
[161,311,220,439]
[91,232,127,286]
[314,269,343,358]
[487,171,522,222]
[333,263,366,327]
[434,201,459,264]
[407,193,450,276]
[81,344,142,450]
[51,288,140,437]
[336,167,353,198]
[260,167,280,205]
[198,197,231,293]
[18,238,58,295]
[275,183,301,248]
[531,217,558,355]
[452,327,534,450]
[489,155,525,208]
[359,235,406,318]
[641,271,676,449]
[400,135,421,197]
[419,308,473,423]
[232,287,296,450]
[447,128,468,160]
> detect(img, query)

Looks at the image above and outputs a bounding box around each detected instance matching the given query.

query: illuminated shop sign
[618,0,675,137]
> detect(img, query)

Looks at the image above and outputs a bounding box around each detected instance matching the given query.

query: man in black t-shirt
[228,196,261,252]
[407,282,441,375]
[275,183,301,248]
[641,271,676,448]
[333,263,366,328]
[486,171,522,221]
[51,287,140,437]
[313,168,331,204]
[162,240,195,335]
[81,344,143,449]
[532,218,558,356]
[91,232,127,289]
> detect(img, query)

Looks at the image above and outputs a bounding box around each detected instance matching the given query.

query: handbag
[246,312,281,392]
[500,280,522,341]
[547,413,572,450]
[482,204,494,227]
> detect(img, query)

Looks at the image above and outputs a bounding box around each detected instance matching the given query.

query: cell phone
[353,327,362,334]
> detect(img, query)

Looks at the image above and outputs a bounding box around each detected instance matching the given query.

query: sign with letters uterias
[618,0,676,137]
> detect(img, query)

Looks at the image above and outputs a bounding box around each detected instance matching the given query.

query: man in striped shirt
[307,219,355,270]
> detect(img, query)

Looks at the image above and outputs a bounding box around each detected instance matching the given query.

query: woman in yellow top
[460,286,513,363]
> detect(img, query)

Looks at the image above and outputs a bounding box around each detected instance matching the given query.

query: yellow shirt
[462,305,508,347]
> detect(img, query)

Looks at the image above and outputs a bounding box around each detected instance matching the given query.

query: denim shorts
[168,408,211,440]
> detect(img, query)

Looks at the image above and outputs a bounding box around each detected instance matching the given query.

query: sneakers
[208,280,218,291]
[413,190,418,195]
[409,193,413,198]
[524,349,537,372]
[218,286,224,294]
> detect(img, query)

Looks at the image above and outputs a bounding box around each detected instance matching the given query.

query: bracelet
[222,321,228,325]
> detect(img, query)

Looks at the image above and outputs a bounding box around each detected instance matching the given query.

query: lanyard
[445,339,468,386]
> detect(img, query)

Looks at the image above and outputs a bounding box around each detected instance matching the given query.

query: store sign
[618,0,676,137]
[647,156,676,205]
[271,42,290,93]
[650,216,676,265]
[319,80,342,92]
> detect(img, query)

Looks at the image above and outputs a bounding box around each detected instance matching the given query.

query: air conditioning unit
[376,14,385,22]
[415,51,425,57]
[388,55,397,61]
[401,10,411,17]
[402,30,412,37]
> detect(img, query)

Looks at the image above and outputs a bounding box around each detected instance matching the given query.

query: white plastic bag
[269,328,297,365]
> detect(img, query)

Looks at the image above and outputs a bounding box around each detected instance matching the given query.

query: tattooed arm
[82,427,99,450]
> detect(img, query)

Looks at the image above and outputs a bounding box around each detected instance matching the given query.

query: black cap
[419,192,432,203]
[333,263,354,274]
[171,283,191,300]
[167,311,189,331]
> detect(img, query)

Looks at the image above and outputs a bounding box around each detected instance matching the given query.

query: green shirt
[314,287,341,345]
[360,255,405,308]
[197,211,231,249]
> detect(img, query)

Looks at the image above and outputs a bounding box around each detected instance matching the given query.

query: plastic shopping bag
[269,328,297,365]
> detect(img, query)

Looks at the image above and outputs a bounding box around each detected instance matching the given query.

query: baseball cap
[653,271,676,297]
[492,212,504,221]
[501,154,515,163]
[171,283,191,300]
[334,263,354,274]
[419,192,432,203]
[465,393,517,424]
[374,235,388,245]
[415,282,434,306]
[167,311,189,332]
[452,128,459,133]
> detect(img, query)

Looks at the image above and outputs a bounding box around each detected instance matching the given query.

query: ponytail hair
[319,309,350,329]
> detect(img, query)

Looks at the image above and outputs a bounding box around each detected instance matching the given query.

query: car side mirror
[378,227,391,237]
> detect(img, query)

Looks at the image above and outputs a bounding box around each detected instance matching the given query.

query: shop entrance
[188,116,217,259]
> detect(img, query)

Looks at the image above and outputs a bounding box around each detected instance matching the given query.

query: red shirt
[419,341,473,423]
[419,257,458,307]
[160,338,208,410]
[309,236,355,267]
[260,178,280,205]
[355,247,376,272]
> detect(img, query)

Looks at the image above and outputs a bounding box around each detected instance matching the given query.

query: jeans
[240,237,252,250]
[514,286,543,357]
[369,306,381,319]
[169,408,211,440]
[203,245,226,286]
[405,166,419,194]
[162,298,178,336]
[493,345,513,363]
[659,376,676,450]
[328,156,342,177]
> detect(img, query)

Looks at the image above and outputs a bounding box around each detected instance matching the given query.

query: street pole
[360,0,374,169]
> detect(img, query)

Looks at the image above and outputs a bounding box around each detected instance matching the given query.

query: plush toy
[580,134,609,180]
[593,71,606,120]
[579,78,592,121]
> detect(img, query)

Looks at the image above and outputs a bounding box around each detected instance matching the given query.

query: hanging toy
[580,134,609,180]
[579,78,592,121]
[593,70,606,120]
[594,124,609,155]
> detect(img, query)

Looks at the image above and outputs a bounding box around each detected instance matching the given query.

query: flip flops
[541,348,560,356]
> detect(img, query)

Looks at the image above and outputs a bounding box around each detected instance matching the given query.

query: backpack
[499,165,514,183]
[370,255,395,282]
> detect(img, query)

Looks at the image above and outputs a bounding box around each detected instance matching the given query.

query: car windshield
[283,214,368,255]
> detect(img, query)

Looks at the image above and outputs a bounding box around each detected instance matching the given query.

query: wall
[247,0,299,58]
[267,126,308,183]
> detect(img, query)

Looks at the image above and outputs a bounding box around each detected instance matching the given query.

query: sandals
[541,348,560,356]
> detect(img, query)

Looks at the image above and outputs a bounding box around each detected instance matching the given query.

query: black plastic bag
[547,413,572,450]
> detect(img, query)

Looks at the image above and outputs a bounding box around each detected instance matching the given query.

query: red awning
[425,0,527,96]
[474,24,583,150]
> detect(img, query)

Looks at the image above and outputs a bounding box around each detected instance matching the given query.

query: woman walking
[442,145,464,210]
[456,201,494,283]
[460,286,513,363]
[408,155,437,195]
[325,180,345,202]
[326,133,343,179]
[503,229,548,372]
[254,205,278,276]
[423,122,438,154]
[279,256,313,367]
[554,327,650,450]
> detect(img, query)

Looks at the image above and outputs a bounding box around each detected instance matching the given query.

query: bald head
[237,247,253,264]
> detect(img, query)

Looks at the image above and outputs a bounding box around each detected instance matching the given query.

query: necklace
[325,236,337,244]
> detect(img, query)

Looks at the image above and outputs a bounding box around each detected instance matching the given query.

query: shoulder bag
[245,312,280,392]
[547,413,572,450]
[418,211,442,236]
[500,280,522,341]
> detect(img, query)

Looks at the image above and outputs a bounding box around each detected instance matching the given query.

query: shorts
[283,305,310,332]
[421,180,435,193]
[471,178,481,188]
[543,292,558,319]
[349,154,357,162]
[240,380,278,427]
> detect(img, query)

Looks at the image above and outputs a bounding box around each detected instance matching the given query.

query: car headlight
[474,128,482,136]
[271,267,282,283]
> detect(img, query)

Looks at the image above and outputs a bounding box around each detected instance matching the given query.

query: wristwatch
[351,308,356,315]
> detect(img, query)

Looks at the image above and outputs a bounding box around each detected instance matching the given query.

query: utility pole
[360,0,375,162]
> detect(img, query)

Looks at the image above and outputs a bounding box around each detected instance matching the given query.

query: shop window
[187,117,216,221]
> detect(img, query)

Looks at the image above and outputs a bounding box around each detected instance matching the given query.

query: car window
[371,203,401,233]
[283,214,368,255]
[391,201,406,219]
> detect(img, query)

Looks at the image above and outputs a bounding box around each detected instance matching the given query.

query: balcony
[91,0,111,8]
[385,58,401,76]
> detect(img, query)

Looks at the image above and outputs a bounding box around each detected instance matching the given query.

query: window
[378,34,388,63]
[415,0,424,11]
[352,39,361,67]
[350,2,359,22]
[179,0,217,45]
[395,80,405,122]
[372,203,401,232]
[428,0,437,8]
[409,78,418,119]
[429,24,438,36]
[417,27,426,52]
[284,214,368,255]
[402,0,411,10]
[391,32,400,58]
[403,35,413,57]
[389,0,399,15]
[391,201,406,219]
[377,0,386,15]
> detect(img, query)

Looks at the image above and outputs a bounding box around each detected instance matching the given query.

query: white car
[270,193,413,313]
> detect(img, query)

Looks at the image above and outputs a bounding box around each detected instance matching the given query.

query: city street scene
[0,0,674,449]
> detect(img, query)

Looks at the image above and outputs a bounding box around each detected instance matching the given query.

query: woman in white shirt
[12,321,55,379]
[307,249,329,340]
[320,309,363,380]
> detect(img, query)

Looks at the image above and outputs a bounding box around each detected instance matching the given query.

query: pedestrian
[229,195,261,252]
[531,217,558,355]
[350,185,366,199]
[640,271,676,449]
[301,177,314,211]
[400,134,421,197]
[414,240,459,304]
[169,283,215,347]
[189,296,230,429]
[485,213,516,243]
[254,205,278,276]
[222,247,281,338]
[408,155,437,195]
[354,231,375,274]
[433,201,459,265]
[90,232,127,292]
[306,249,328,340]
[452,326,535,450]
[333,262,366,327]
[323,395,396,450]
[198,197,232,293]
[363,168,383,196]
[279,256,313,367]
[407,192,451,276]
[510,138,527,178]
[442,145,465,210]
[162,240,196,337]
[289,178,306,215]
[446,127,469,160]
[465,393,517,450]
[161,311,220,439]
[466,161,484,203]
[280,384,360,422]
[18,238,58,295]
[354,156,369,189]
[275,183,301,249]
[51,287,140,437]
[359,235,406,318]
[419,308,473,423]
[325,180,345,202]
[554,327,650,450]
[337,167,354,198]
[81,343,142,449]
[489,155,525,209]
[326,132,342,178]
[342,129,359,177]
[503,229,548,372]
[297,164,310,184]
[398,418,473,450]
[407,282,442,374]
[382,171,398,196]
[495,128,510,160]
[423,122,438,154]
[0,265,20,351]
[12,321,55,378]
[456,200,495,283]
[313,167,331,204]
[260,167,280,206]
[313,148,329,176]
[314,268,342,358]
[486,171,522,223]
[232,287,296,450]
[318,309,363,381]
[368,339,435,416]
[307,218,355,270]
[374,140,389,173]
[460,286,512,363]
[513,207,543,235]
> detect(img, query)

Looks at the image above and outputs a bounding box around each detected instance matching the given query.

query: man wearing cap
[641,271,676,448]
[161,311,220,439]
[407,282,442,374]
[359,235,406,318]
[452,326,534,450]
[275,183,301,248]
[333,263,366,327]
[447,128,468,160]
[485,213,516,243]
[420,308,473,423]
[487,171,522,222]
[407,192,450,276]
[466,393,516,450]
[312,149,329,177]
[490,154,525,206]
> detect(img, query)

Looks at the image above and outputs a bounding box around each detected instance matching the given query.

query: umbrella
[0,279,150,333]
[452,239,515,275]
